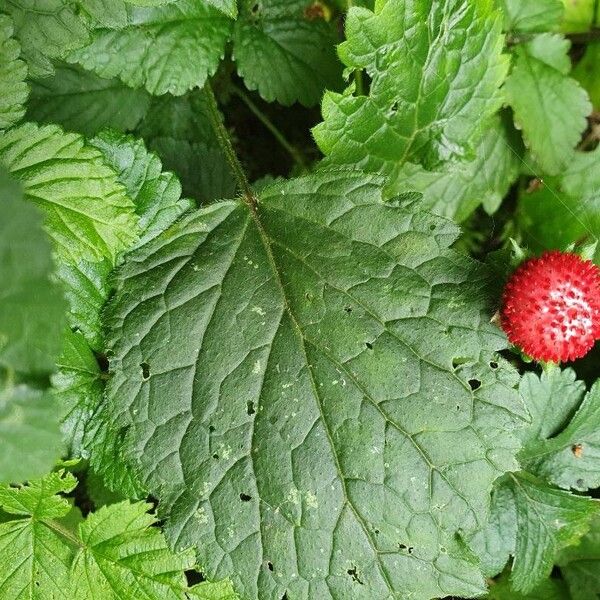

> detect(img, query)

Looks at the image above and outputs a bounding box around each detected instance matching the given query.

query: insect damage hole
[572,443,583,458]
[247,401,256,415]
[347,566,364,584]
[267,561,274,572]
[140,362,151,380]
[239,493,252,502]
[365,341,374,350]
[468,378,481,391]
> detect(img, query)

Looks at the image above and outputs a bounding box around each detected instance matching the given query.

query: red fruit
[501,251,600,363]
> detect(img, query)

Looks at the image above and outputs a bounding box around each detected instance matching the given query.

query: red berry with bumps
[501,250,600,363]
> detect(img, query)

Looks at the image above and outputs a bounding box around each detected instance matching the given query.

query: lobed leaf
[0,14,28,130]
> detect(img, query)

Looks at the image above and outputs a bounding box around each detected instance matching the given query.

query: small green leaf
[27,63,152,136]
[0,166,66,374]
[67,0,232,96]
[499,0,564,32]
[203,0,238,18]
[505,43,591,175]
[233,0,341,106]
[0,15,28,130]
[314,0,508,178]
[0,123,139,264]
[1,0,89,77]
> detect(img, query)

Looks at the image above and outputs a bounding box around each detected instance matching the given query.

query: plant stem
[202,83,256,209]
[231,84,308,170]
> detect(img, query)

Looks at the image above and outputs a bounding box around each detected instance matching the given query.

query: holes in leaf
[239,493,252,502]
[185,570,205,586]
[209,425,216,432]
[365,341,373,350]
[212,453,219,460]
[344,306,353,314]
[141,362,151,380]
[489,361,499,370]
[468,379,481,391]
[281,594,289,600]
[429,223,436,231]
[247,401,256,416]
[390,101,398,113]
[267,561,274,572]
[347,566,364,584]
[398,543,414,554]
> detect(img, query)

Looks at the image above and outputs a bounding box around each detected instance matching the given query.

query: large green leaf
[233,0,342,107]
[99,170,527,599]
[0,15,28,130]
[314,0,508,181]
[0,166,66,374]
[504,40,591,175]
[27,63,152,136]
[0,123,139,264]
[1,0,89,77]
[68,0,232,96]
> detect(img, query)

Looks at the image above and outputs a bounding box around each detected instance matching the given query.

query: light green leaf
[0,166,66,374]
[499,0,564,32]
[393,115,522,221]
[314,0,508,179]
[505,44,591,175]
[68,0,232,96]
[573,41,600,110]
[558,515,600,600]
[71,500,196,599]
[0,381,64,485]
[522,374,600,492]
[203,0,237,18]
[486,572,570,600]
[77,0,129,28]
[560,0,595,33]
[99,170,528,599]
[1,0,89,78]
[89,130,194,244]
[27,63,152,136]
[0,123,139,264]
[0,473,76,599]
[233,0,341,107]
[508,472,597,592]
[0,15,28,130]
[0,473,237,600]
[52,329,104,457]
[520,33,571,74]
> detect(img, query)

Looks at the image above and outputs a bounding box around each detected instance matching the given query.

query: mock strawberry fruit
[501,250,600,363]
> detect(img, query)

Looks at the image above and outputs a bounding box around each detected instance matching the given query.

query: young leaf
[314,0,508,178]
[0,123,139,264]
[0,472,237,600]
[0,15,28,130]
[498,0,564,32]
[99,170,527,599]
[233,0,342,107]
[27,63,152,136]
[0,471,77,599]
[393,115,522,221]
[203,0,238,18]
[1,0,89,78]
[52,330,104,456]
[504,42,591,175]
[521,373,600,492]
[0,381,64,485]
[67,0,232,96]
[0,167,66,374]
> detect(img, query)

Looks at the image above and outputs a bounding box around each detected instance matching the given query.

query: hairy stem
[202,84,256,209]
[231,84,308,170]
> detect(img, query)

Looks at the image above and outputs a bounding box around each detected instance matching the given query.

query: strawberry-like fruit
[501,250,600,363]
